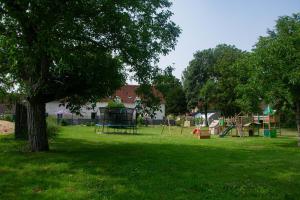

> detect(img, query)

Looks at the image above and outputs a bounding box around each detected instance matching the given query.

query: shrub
[60,119,69,126]
[167,114,175,120]
[90,122,95,126]
[46,117,60,139]
[137,116,145,126]
[107,100,125,108]
[86,122,95,126]
[175,119,184,127]
[0,114,14,122]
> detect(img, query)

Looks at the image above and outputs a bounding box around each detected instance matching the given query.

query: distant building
[194,112,220,126]
[46,85,165,120]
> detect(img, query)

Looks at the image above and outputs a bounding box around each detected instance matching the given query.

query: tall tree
[182,45,244,116]
[234,53,264,113]
[212,44,245,116]
[154,66,187,115]
[252,13,300,146]
[182,49,214,109]
[199,79,217,126]
[0,0,180,151]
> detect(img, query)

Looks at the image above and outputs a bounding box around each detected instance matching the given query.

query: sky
[158,0,300,80]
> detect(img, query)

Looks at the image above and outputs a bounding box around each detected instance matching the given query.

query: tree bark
[27,101,49,151]
[204,103,209,127]
[296,101,300,147]
[15,102,28,140]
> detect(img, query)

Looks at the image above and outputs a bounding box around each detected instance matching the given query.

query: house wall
[46,101,165,120]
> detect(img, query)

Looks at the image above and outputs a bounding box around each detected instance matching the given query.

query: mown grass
[0,126,300,200]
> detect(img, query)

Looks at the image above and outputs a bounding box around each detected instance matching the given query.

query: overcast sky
[158,0,300,80]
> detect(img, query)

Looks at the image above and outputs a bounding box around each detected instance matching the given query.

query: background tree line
[182,13,300,145]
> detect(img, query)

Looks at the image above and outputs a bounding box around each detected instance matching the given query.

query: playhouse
[260,105,280,137]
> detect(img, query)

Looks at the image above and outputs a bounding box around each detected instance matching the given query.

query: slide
[219,125,235,137]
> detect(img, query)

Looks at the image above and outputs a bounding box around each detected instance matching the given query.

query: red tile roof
[106,85,164,104]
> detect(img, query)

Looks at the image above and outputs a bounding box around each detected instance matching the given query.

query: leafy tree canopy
[0,0,180,108]
[183,44,244,116]
[182,48,214,109]
[251,13,300,141]
[153,66,187,115]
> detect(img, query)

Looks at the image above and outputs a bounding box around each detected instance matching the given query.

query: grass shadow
[1,130,300,200]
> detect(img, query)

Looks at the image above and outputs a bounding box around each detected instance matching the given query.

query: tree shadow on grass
[1,136,300,200]
[97,132,154,136]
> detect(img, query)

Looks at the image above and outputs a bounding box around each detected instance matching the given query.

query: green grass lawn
[1,126,300,200]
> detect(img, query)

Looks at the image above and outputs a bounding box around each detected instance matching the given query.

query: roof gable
[105,85,164,104]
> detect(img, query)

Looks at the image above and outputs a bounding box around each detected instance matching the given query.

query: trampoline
[95,107,137,134]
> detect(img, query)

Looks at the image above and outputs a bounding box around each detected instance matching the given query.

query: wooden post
[167,116,171,134]
[161,123,165,135]
[180,116,185,134]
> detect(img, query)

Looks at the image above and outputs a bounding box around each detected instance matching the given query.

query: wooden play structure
[218,106,280,138]
[253,105,280,137]
[219,115,261,137]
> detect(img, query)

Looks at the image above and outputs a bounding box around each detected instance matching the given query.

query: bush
[47,117,60,139]
[60,119,69,126]
[195,117,204,126]
[167,114,175,120]
[86,122,95,126]
[107,100,125,108]
[137,116,145,126]
[175,119,184,126]
[0,114,14,122]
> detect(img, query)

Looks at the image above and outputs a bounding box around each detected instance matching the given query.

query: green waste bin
[270,129,277,138]
[264,129,277,138]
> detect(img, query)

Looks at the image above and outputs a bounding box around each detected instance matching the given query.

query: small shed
[243,122,260,136]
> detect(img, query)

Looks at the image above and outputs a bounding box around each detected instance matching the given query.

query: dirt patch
[0,120,14,135]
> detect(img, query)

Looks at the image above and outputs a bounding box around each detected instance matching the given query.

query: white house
[46,85,166,120]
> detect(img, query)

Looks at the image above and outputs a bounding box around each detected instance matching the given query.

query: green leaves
[253,13,300,107]
[183,44,244,116]
[0,0,180,112]
[153,66,187,115]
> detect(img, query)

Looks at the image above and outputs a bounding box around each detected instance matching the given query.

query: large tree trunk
[15,102,28,140]
[296,101,300,147]
[27,101,49,151]
[204,103,209,127]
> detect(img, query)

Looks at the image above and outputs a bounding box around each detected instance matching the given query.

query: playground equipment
[219,113,261,137]
[261,105,280,137]
[219,124,235,137]
[193,127,211,139]
[218,116,236,137]
[209,120,219,135]
[192,117,210,139]
[191,105,280,139]
[95,107,137,134]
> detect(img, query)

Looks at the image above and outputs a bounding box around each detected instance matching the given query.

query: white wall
[46,101,165,120]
